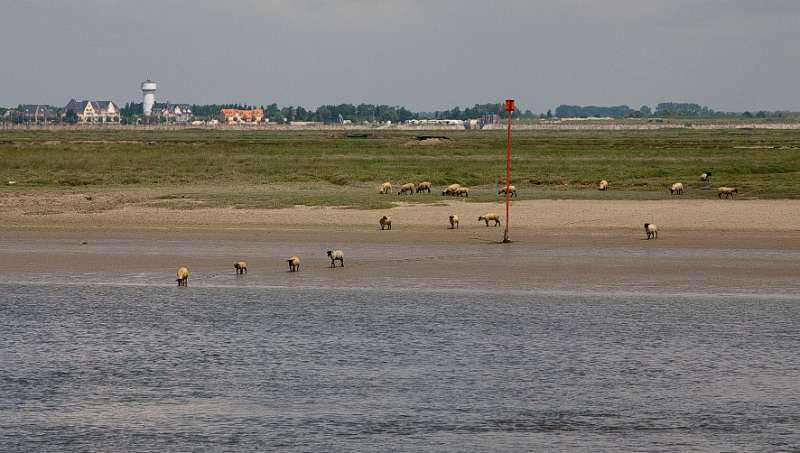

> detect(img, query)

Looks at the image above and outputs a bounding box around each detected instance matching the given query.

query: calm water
[1,283,799,452]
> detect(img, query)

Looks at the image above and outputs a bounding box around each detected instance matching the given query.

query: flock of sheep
[175,252,339,286]
[173,171,737,286]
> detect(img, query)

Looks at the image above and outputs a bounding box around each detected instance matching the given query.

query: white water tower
[141,80,157,116]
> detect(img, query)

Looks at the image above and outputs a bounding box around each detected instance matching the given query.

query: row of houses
[4,101,266,125]
[3,100,121,123]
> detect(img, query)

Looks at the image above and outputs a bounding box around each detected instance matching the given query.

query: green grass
[1,128,799,208]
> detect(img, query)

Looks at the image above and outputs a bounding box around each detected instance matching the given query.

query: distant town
[2,79,799,129]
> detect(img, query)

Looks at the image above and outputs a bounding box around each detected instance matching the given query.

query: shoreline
[1,200,798,296]
[3,199,800,233]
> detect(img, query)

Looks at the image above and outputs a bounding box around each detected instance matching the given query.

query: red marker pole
[503,99,515,243]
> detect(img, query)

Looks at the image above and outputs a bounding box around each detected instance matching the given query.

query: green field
[1,128,799,208]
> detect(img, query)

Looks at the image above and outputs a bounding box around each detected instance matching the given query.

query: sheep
[669,182,685,195]
[377,182,392,194]
[327,250,344,267]
[498,185,518,197]
[287,256,301,272]
[455,187,470,197]
[397,183,415,195]
[644,223,658,240]
[718,186,738,199]
[176,266,189,286]
[416,181,432,193]
[478,213,501,227]
[598,180,609,191]
[700,172,712,182]
[379,215,392,230]
[442,183,461,196]
[234,261,247,274]
[449,214,459,229]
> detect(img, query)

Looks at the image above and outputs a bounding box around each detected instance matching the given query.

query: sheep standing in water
[498,185,517,197]
[378,182,392,194]
[397,183,415,195]
[176,266,189,286]
[379,215,392,230]
[670,182,685,195]
[478,213,501,227]
[598,180,609,191]
[644,223,658,240]
[234,261,247,274]
[327,250,344,268]
[700,172,712,182]
[449,215,459,229]
[718,187,738,199]
[416,181,432,193]
[287,256,301,272]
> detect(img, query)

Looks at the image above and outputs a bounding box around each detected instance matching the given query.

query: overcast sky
[1,0,798,112]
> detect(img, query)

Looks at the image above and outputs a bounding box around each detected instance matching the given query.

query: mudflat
[1,200,798,296]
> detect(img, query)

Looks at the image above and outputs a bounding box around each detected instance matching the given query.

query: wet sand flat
[1,199,798,296]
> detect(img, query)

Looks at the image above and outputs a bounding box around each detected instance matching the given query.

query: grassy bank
[1,128,799,208]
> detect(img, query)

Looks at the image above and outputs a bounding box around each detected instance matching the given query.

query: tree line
[4,101,800,123]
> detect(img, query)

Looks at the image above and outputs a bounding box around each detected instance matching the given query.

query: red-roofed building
[218,108,264,124]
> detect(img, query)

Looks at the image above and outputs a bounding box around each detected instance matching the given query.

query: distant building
[18,105,60,122]
[63,99,121,123]
[218,108,264,124]
[141,80,157,116]
[152,103,193,123]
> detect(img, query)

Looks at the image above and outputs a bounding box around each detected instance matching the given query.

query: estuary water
[1,283,799,452]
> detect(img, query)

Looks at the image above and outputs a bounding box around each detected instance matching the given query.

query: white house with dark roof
[63,99,120,123]
[152,103,193,123]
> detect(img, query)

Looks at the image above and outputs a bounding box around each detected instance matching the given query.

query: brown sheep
[644,223,658,240]
[287,256,301,272]
[478,213,501,227]
[176,266,189,286]
[718,187,738,199]
[498,185,517,197]
[449,214,459,229]
[234,261,247,274]
[327,250,344,268]
[416,181,432,193]
[397,183,415,195]
[377,182,392,194]
[442,184,461,196]
[379,215,392,230]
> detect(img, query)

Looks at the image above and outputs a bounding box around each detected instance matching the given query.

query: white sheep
[644,223,658,240]
[377,182,392,194]
[397,183,415,195]
[478,213,501,227]
[234,261,247,274]
[449,214,459,229]
[669,182,685,195]
[598,180,609,191]
[416,181,432,193]
[700,172,712,182]
[379,215,392,230]
[287,256,301,272]
[327,250,344,267]
[455,187,470,197]
[176,266,189,286]
[498,185,517,197]
[442,183,461,196]
[718,186,738,199]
